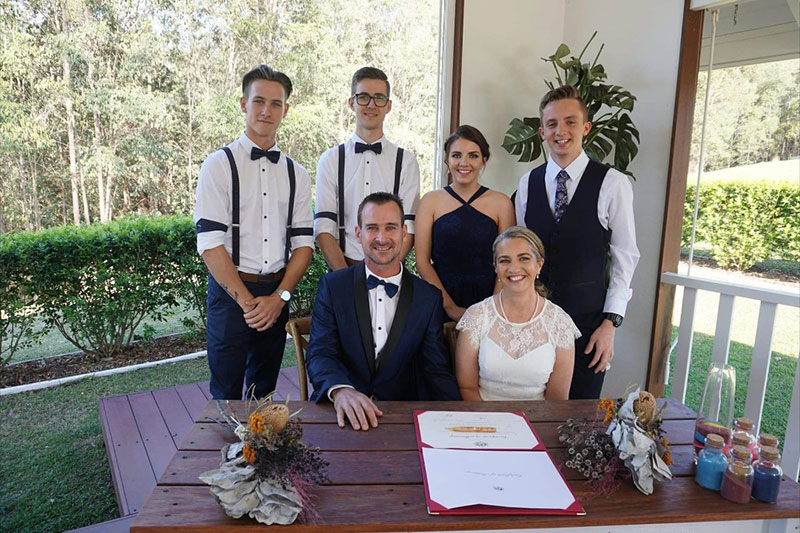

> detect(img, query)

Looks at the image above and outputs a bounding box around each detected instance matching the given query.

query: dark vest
[524,160,611,319]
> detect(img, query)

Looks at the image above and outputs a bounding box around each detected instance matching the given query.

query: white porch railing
[661,272,800,479]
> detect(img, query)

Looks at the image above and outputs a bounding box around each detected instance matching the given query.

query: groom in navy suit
[306,192,461,430]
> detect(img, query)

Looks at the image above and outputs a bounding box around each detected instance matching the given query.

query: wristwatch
[604,313,623,328]
[275,289,292,303]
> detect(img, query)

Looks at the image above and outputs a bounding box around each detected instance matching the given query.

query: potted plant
[502,32,640,177]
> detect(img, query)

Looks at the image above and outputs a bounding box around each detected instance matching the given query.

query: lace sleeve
[549,303,582,350]
[456,300,488,351]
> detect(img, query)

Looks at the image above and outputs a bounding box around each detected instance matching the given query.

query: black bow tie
[366,275,398,298]
[251,147,280,163]
[355,142,382,154]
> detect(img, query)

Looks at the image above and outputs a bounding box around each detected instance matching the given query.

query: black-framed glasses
[353,93,390,107]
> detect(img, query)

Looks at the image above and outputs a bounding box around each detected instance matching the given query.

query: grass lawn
[10,305,199,364]
[0,348,298,533]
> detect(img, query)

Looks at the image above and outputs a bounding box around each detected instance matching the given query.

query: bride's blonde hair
[492,226,548,297]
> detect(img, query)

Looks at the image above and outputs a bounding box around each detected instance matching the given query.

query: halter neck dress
[430,185,498,310]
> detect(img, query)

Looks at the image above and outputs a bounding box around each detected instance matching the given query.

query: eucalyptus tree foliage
[0,0,439,232]
[502,32,640,178]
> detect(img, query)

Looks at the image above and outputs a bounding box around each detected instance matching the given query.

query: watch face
[279,290,291,302]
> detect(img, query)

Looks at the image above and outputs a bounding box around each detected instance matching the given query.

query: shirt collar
[352,133,387,146]
[364,263,403,286]
[545,150,589,182]
[239,131,280,153]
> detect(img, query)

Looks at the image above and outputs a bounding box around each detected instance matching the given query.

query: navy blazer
[305,262,461,402]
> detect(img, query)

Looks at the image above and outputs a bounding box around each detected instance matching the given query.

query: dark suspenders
[337,144,346,252]
[333,144,405,252]
[221,148,301,267]
[221,147,240,266]
[284,158,296,264]
[393,148,404,195]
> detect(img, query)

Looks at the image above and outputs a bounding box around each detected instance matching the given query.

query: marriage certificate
[414,410,584,515]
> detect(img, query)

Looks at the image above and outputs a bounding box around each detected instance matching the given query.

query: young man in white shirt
[515,85,640,399]
[194,65,313,399]
[314,67,420,270]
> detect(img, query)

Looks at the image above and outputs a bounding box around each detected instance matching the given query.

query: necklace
[498,289,539,324]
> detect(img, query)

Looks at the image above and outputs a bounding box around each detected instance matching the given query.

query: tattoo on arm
[219,282,240,303]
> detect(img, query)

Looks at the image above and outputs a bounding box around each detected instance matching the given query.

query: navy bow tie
[366,275,399,298]
[251,147,280,163]
[355,142,382,154]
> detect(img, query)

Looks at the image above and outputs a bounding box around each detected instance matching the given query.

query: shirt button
[378,298,382,302]
[262,168,265,172]
[366,182,369,186]
[263,215,267,219]
[263,192,266,196]
[264,260,268,264]
[264,238,268,242]
[378,326,382,330]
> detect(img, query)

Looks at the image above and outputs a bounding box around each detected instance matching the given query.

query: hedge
[0,215,326,367]
[682,180,800,270]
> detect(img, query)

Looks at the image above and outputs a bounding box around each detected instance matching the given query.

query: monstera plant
[502,32,640,177]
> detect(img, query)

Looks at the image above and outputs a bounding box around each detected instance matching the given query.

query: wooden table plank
[100,394,157,515]
[128,391,178,479]
[178,419,694,452]
[199,398,696,425]
[159,445,698,486]
[131,477,800,532]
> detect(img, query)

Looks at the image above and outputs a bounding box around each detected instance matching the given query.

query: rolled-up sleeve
[313,148,338,239]
[193,153,230,256]
[290,163,314,251]
[399,151,421,234]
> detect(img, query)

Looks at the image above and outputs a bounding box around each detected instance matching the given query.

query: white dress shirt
[314,134,420,259]
[327,263,404,400]
[514,151,639,316]
[194,131,314,274]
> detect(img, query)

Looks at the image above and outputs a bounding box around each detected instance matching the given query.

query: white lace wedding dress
[456,295,580,400]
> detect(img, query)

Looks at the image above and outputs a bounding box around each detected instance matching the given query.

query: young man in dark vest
[314,67,420,271]
[194,65,314,399]
[514,85,639,399]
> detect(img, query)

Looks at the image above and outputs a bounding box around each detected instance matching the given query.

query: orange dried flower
[243,444,256,464]
[598,398,615,411]
[603,410,613,424]
[248,411,266,434]
[663,451,673,466]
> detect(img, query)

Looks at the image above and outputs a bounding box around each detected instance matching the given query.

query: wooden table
[131,399,800,532]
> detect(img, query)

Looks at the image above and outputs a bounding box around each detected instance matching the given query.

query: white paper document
[421,448,575,510]
[416,410,539,449]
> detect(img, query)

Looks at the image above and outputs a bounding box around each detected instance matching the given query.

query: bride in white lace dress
[455,226,579,400]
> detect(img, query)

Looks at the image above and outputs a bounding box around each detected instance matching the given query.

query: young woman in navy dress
[415,125,515,322]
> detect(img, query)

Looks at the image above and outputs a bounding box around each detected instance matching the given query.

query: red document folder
[414,410,585,516]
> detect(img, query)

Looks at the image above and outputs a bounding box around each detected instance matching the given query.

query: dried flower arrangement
[558,388,673,495]
[199,393,329,525]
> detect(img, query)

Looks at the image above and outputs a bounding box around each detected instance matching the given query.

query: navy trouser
[206,274,289,400]
[569,310,606,400]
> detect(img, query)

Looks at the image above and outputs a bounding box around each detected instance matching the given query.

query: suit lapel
[353,262,376,375]
[376,268,414,371]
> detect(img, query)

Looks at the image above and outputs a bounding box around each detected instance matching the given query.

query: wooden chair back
[443,321,459,369]
[285,317,311,401]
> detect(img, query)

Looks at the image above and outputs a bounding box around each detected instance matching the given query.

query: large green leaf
[502,117,543,163]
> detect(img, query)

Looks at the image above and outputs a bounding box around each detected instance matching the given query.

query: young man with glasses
[314,67,420,270]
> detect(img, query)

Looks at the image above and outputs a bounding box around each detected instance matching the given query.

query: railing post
[743,301,777,435]
[672,287,698,403]
[783,355,800,480]
[711,293,735,365]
